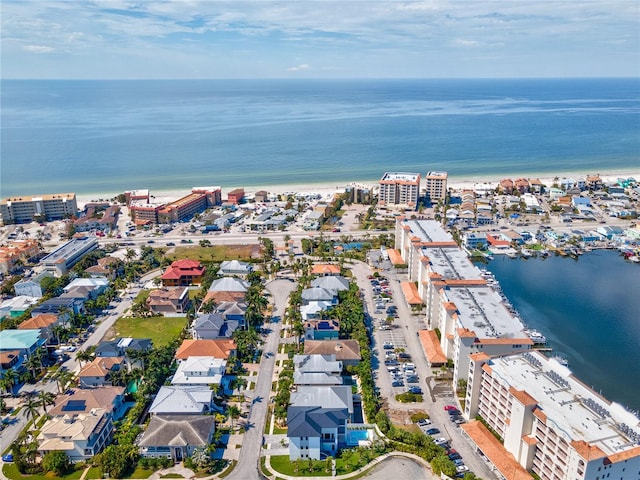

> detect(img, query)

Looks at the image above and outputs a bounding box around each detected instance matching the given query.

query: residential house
[0,295,39,319]
[498,179,514,194]
[0,350,21,372]
[301,287,338,305]
[291,385,354,420]
[78,357,125,388]
[175,339,236,361]
[293,354,343,386]
[18,314,63,344]
[138,415,215,462]
[148,386,215,415]
[31,297,84,317]
[37,408,113,461]
[13,271,54,298]
[310,276,349,295]
[304,319,340,340]
[303,340,361,367]
[216,302,246,327]
[287,406,349,460]
[0,329,46,360]
[203,277,248,304]
[49,386,126,420]
[191,313,239,340]
[85,256,122,280]
[146,287,190,316]
[171,356,226,386]
[218,260,253,277]
[94,337,152,359]
[161,259,206,287]
[63,278,109,299]
[514,178,530,194]
[311,263,341,276]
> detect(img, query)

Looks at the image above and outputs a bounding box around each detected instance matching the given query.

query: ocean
[483,250,640,412]
[1,78,639,197]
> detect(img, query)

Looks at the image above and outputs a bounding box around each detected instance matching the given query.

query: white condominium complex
[463,351,640,480]
[378,172,421,210]
[0,193,78,225]
[395,218,532,385]
[425,170,448,202]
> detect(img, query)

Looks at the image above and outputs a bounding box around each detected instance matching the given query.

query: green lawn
[166,244,260,263]
[269,456,332,477]
[2,463,84,480]
[112,316,187,346]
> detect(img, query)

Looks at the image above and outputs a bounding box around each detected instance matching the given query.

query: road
[226,278,296,480]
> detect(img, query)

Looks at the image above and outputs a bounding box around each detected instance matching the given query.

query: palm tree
[75,349,94,367]
[227,405,241,430]
[53,369,75,394]
[0,369,17,396]
[38,390,56,414]
[22,394,41,425]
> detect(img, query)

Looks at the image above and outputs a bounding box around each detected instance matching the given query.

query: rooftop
[488,351,640,456]
[41,237,97,265]
[380,172,420,184]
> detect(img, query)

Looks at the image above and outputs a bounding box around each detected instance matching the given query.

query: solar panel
[62,399,86,412]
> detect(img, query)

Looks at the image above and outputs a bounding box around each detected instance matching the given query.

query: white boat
[525,329,547,344]
[552,356,569,367]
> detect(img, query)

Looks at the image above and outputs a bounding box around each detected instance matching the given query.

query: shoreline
[74,168,640,208]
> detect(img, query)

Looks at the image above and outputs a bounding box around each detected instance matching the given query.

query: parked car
[456,465,469,473]
[434,437,448,446]
[391,380,404,387]
[426,428,440,435]
[406,375,419,383]
[416,418,431,426]
[2,454,13,462]
[444,405,459,411]
[453,459,465,467]
[383,342,394,350]
[408,386,423,394]
[449,453,462,461]
[448,408,461,416]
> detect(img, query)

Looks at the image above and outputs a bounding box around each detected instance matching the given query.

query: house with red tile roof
[161,260,206,287]
[78,357,125,388]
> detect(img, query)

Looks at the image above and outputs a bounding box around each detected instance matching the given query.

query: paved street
[226,278,295,480]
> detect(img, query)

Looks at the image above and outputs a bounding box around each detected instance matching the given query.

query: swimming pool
[346,429,370,445]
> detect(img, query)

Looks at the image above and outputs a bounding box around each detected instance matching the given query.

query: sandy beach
[75,169,640,209]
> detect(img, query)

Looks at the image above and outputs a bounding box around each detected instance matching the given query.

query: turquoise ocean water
[484,251,640,412]
[1,78,639,197]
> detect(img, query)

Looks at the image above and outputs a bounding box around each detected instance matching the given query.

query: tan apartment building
[378,172,420,210]
[1,193,78,225]
[464,351,640,480]
[425,170,448,202]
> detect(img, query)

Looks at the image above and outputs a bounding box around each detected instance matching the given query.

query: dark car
[391,380,404,387]
[408,386,423,394]
[448,453,461,461]
[426,428,440,435]
[406,375,419,383]
[448,408,461,415]
[2,453,13,462]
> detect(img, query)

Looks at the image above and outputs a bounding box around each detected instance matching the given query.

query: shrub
[42,450,71,476]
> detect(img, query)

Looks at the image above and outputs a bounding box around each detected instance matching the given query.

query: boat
[551,355,569,367]
[525,329,547,344]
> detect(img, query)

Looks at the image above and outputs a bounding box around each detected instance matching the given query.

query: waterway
[482,250,640,412]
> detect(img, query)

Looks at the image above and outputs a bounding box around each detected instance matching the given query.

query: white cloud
[452,38,479,47]
[288,63,310,72]
[23,45,55,53]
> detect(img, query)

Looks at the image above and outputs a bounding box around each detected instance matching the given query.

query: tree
[53,369,75,394]
[227,405,241,430]
[39,390,56,414]
[76,349,94,367]
[22,393,40,425]
[0,369,17,395]
[93,444,139,479]
[42,450,71,475]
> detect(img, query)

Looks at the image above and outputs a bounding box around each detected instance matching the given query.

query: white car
[434,437,448,445]
[456,465,469,473]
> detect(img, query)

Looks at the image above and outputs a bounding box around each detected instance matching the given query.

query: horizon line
[2,76,638,82]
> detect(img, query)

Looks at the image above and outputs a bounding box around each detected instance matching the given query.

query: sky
[1,0,638,79]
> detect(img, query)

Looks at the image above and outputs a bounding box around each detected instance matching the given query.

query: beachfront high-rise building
[425,171,448,202]
[378,172,420,210]
[0,193,78,225]
[463,350,640,480]
[394,218,532,385]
